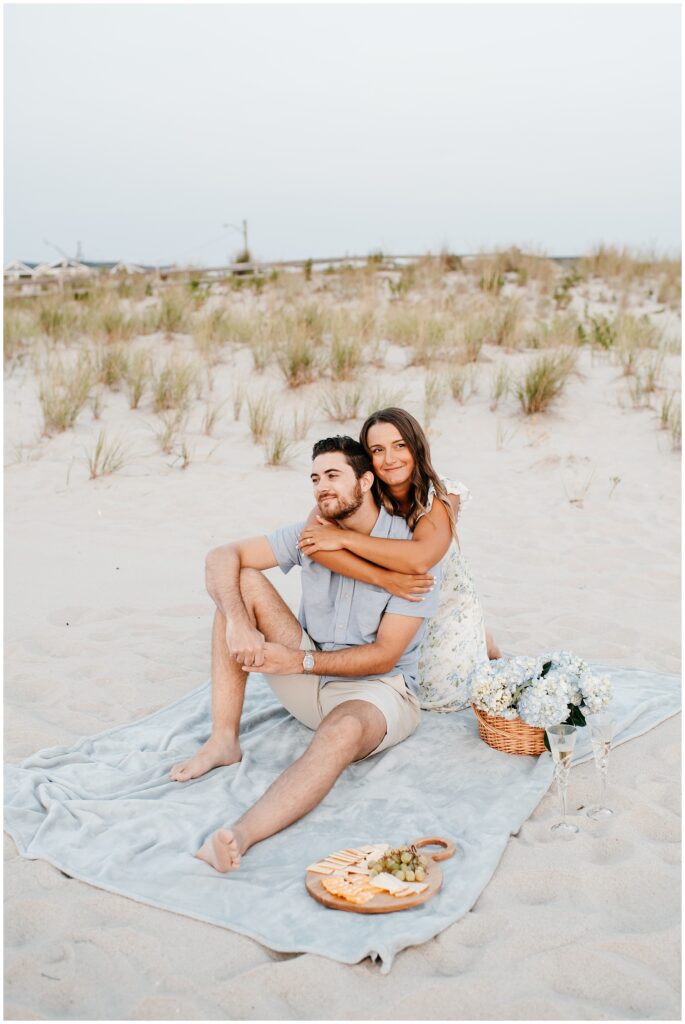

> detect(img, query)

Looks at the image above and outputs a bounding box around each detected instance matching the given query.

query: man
[171,436,441,874]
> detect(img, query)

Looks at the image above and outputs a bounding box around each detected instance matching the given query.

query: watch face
[303,652,315,671]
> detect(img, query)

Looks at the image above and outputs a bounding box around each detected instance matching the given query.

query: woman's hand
[382,570,436,603]
[298,518,347,554]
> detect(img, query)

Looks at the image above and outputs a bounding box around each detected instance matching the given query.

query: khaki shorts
[264,630,421,758]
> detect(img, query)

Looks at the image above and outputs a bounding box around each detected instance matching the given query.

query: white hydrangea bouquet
[468,651,612,754]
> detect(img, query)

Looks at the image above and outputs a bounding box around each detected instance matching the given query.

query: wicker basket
[471,704,546,756]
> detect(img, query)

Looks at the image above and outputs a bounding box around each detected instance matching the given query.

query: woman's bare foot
[196,826,247,873]
[170,736,241,782]
[486,630,502,660]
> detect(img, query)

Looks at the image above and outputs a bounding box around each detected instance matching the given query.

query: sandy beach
[4,254,681,1019]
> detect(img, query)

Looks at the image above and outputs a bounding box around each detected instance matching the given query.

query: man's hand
[240,642,303,676]
[226,621,266,667]
[298,518,345,554]
[382,570,435,603]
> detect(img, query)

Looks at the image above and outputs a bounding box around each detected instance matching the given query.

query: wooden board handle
[411,837,456,862]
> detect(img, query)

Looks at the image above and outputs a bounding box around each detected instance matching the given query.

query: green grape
[400,852,412,864]
[405,869,415,881]
[415,867,425,882]
[393,869,405,880]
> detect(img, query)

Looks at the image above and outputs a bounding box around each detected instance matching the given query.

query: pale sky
[4,3,681,266]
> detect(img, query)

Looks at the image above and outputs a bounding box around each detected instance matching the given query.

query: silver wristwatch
[302,651,316,674]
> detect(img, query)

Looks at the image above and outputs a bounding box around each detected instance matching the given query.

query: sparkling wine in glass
[546,724,579,834]
[584,712,615,820]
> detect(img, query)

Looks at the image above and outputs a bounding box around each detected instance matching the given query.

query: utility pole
[224,220,250,261]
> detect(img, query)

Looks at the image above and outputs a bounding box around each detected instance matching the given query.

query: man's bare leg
[170,569,302,782]
[196,700,387,872]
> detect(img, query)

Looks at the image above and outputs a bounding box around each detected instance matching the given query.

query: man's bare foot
[170,736,241,782]
[196,826,247,873]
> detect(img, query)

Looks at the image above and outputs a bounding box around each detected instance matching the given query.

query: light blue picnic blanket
[4,663,680,971]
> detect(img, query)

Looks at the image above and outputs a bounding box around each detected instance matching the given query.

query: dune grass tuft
[424,373,447,425]
[489,365,510,411]
[154,410,187,454]
[264,424,297,466]
[487,298,523,347]
[86,430,129,479]
[152,358,198,413]
[363,386,408,417]
[232,382,245,421]
[123,350,152,409]
[156,290,191,337]
[321,383,366,422]
[516,351,576,415]
[328,327,363,380]
[39,355,94,435]
[669,401,682,451]
[97,345,129,391]
[202,400,224,436]
[276,331,319,387]
[448,367,473,404]
[247,392,275,442]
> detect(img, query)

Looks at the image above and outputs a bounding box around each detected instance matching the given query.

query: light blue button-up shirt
[266,507,442,695]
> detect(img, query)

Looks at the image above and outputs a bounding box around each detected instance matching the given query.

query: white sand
[4,277,681,1019]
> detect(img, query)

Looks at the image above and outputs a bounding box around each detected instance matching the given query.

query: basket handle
[411,837,456,862]
[471,704,508,733]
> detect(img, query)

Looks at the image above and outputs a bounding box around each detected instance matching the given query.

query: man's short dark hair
[311,436,373,479]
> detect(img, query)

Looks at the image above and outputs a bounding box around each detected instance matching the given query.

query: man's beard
[317,481,364,522]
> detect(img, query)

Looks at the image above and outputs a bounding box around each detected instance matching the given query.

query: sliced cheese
[370,872,428,896]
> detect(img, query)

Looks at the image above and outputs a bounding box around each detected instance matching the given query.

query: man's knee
[314,705,385,760]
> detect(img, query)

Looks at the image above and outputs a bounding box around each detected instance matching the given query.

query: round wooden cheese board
[305,837,456,914]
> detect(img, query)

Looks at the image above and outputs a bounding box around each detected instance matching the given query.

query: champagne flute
[546,724,579,834]
[583,711,615,820]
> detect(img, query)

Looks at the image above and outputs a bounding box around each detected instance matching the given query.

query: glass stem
[557,764,569,821]
[596,760,608,808]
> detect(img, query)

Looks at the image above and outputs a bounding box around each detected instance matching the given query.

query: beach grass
[489,364,510,410]
[264,424,297,466]
[247,392,275,442]
[327,324,363,380]
[424,372,447,425]
[6,251,681,458]
[516,351,576,415]
[363,386,408,417]
[152,357,198,414]
[320,383,366,422]
[96,345,129,391]
[202,400,224,437]
[39,354,94,435]
[276,330,319,387]
[85,430,129,479]
[154,410,187,454]
[232,382,245,421]
[156,289,192,338]
[123,350,152,409]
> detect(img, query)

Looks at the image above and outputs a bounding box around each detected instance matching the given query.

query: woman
[298,407,500,712]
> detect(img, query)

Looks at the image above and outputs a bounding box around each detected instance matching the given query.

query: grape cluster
[368,845,428,883]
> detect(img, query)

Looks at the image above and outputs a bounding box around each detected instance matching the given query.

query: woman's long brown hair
[359,407,456,535]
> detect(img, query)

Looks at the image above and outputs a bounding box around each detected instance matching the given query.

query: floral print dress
[417,476,489,712]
